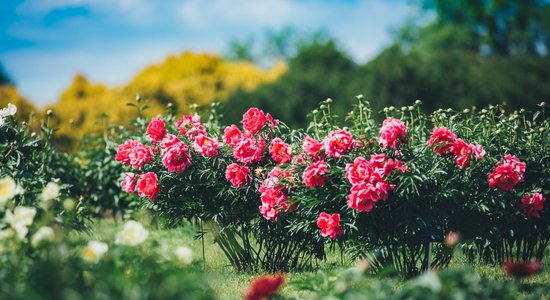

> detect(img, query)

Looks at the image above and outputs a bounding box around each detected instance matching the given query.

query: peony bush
[113,97,548,274]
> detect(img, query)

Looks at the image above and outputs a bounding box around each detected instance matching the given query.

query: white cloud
[178,0,296,29]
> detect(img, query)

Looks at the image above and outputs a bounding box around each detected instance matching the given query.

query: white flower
[31,226,55,248]
[174,246,193,265]
[0,103,17,126]
[0,103,17,118]
[4,206,36,239]
[0,176,23,207]
[115,220,149,246]
[40,182,60,203]
[80,240,108,264]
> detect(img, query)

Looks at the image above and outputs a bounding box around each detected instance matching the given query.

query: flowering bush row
[114,98,548,273]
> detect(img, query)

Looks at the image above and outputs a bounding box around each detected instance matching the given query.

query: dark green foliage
[223,40,360,128]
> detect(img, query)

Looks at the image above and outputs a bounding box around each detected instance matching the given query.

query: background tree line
[1,0,549,149]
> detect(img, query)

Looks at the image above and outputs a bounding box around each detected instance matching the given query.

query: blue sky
[0,0,418,107]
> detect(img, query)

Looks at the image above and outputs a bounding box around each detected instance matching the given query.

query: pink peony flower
[378,117,407,149]
[225,163,251,188]
[120,172,136,194]
[323,129,354,158]
[259,204,281,221]
[427,127,457,156]
[177,114,206,138]
[504,154,526,181]
[488,155,526,191]
[242,107,267,134]
[520,192,546,218]
[232,135,266,165]
[146,117,167,143]
[302,136,323,157]
[488,164,520,191]
[347,182,378,213]
[346,179,393,212]
[269,138,292,165]
[115,140,140,165]
[160,134,184,149]
[128,142,153,170]
[302,161,329,188]
[451,139,474,169]
[244,274,285,300]
[162,144,192,173]
[192,135,219,157]
[472,144,486,160]
[316,212,343,239]
[223,124,242,146]
[136,172,160,201]
[345,157,374,185]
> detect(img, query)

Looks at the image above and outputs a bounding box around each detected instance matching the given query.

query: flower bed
[112,97,548,274]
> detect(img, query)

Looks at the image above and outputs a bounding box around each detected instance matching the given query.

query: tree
[419,0,550,56]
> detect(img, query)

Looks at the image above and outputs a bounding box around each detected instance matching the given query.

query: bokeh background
[1,0,549,151]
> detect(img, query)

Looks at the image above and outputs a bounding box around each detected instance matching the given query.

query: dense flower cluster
[427,127,485,168]
[488,154,526,191]
[345,154,403,212]
[259,168,294,221]
[116,114,221,202]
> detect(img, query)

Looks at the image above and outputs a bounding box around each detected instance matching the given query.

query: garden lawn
[69,216,549,300]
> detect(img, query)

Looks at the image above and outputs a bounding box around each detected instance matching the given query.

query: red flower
[269,138,293,165]
[503,261,541,278]
[316,212,343,239]
[115,140,140,165]
[120,172,136,194]
[192,134,219,157]
[223,124,242,146]
[488,164,520,191]
[488,155,525,191]
[136,172,160,201]
[323,129,354,158]
[162,144,192,173]
[520,192,546,218]
[451,139,473,169]
[233,135,266,165]
[302,136,323,158]
[427,127,457,156]
[160,134,184,149]
[242,108,267,134]
[302,161,329,188]
[244,274,285,300]
[378,117,407,149]
[146,117,167,143]
[128,143,153,170]
[345,156,374,185]
[504,154,526,181]
[225,163,250,188]
[177,114,206,138]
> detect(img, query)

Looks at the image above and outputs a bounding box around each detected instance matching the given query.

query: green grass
[69,216,549,299]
